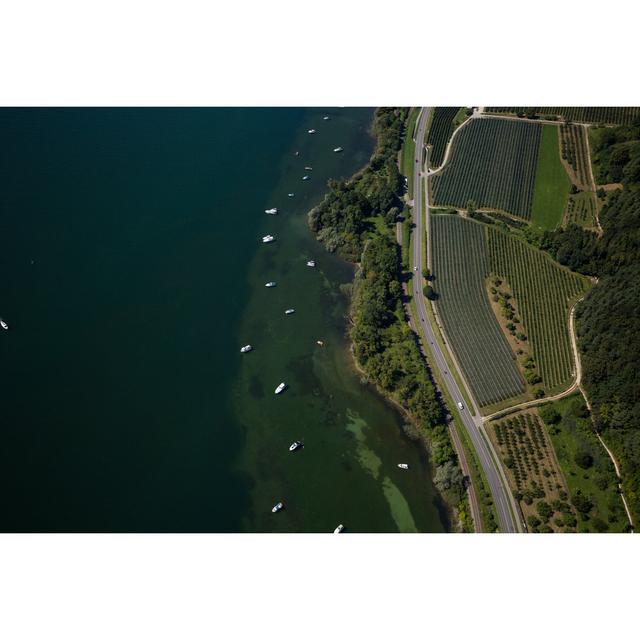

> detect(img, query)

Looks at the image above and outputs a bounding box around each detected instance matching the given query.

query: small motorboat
[397,463,409,470]
[308,129,316,134]
[316,340,324,347]
[289,441,303,452]
[275,382,287,394]
[295,151,300,156]
[0,318,8,330]
[285,309,295,315]
[265,281,277,288]
[334,524,344,534]
[333,147,343,153]
[306,260,316,267]
[304,166,313,171]
[262,234,275,243]
[272,502,284,513]
[288,193,295,197]
[323,115,330,121]
[302,175,310,181]
[265,208,278,215]
[240,345,252,353]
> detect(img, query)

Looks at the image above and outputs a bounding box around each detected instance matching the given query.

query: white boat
[0,318,8,330]
[265,281,277,288]
[304,166,313,171]
[308,129,316,134]
[272,502,284,513]
[275,382,287,394]
[289,440,303,452]
[240,345,252,353]
[265,208,278,215]
[302,175,310,181]
[333,147,343,153]
[288,193,295,197]
[316,340,324,346]
[397,463,409,470]
[334,524,344,534]
[285,309,295,315]
[323,116,330,121]
[306,260,316,267]
[262,234,275,243]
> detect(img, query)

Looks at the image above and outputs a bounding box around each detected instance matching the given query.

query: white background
[0,1,638,638]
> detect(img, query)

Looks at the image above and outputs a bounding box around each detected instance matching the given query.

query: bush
[538,404,561,425]
[571,491,593,514]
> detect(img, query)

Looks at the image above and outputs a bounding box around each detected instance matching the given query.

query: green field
[565,191,598,228]
[431,118,541,220]
[486,227,591,394]
[400,108,420,194]
[538,394,629,532]
[426,107,460,168]
[431,215,525,406]
[530,125,570,230]
[486,107,640,126]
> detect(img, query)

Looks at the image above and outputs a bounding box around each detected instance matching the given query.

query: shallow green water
[0,108,448,532]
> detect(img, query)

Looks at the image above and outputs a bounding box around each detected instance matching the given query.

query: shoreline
[308,109,463,532]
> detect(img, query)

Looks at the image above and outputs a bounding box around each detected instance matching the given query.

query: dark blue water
[0,108,448,532]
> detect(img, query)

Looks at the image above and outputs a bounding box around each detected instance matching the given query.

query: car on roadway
[457,401,464,410]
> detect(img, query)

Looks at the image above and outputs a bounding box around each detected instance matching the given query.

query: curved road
[408,108,522,533]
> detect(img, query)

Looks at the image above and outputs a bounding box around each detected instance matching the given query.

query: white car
[457,402,464,410]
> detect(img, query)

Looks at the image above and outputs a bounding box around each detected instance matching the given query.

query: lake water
[0,108,448,532]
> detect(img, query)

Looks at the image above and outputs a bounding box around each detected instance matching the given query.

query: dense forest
[309,109,467,519]
[590,120,640,184]
[540,124,640,523]
[308,108,406,260]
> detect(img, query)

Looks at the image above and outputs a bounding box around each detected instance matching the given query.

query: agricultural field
[430,118,541,220]
[486,107,640,126]
[488,411,575,532]
[486,227,591,395]
[400,107,420,194]
[565,191,598,228]
[538,394,629,532]
[431,215,525,407]
[530,125,570,230]
[559,123,593,190]
[426,107,460,168]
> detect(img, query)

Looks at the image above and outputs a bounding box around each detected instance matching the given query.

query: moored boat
[288,193,295,197]
[302,175,310,181]
[265,208,278,215]
[0,318,8,330]
[262,234,275,243]
[289,440,303,452]
[323,115,330,121]
[272,502,284,513]
[265,281,277,288]
[304,166,313,171]
[285,309,295,315]
[275,382,287,394]
[397,463,409,470]
[306,260,316,267]
[333,147,343,153]
[308,129,316,134]
[334,524,344,534]
[240,345,252,353]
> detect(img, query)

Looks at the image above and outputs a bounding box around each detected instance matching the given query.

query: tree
[434,460,464,494]
[574,449,594,469]
[538,404,561,425]
[424,285,437,300]
[536,500,553,521]
[571,491,593,514]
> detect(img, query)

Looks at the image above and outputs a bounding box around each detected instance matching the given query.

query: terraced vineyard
[431,215,524,406]
[559,123,592,190]
[490,412,575,532]
[486,227,591,394]
[431,118,541,219]
[486,107,640,126]
[426,107,460,168]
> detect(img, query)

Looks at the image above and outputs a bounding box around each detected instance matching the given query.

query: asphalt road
[408,108,521,533]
